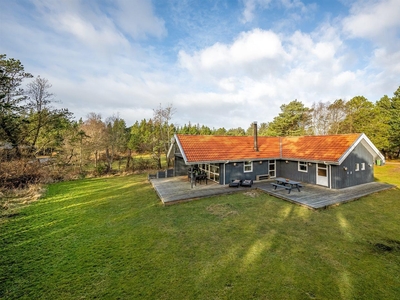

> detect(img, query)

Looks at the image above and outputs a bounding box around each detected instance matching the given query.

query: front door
[316,163,328,187]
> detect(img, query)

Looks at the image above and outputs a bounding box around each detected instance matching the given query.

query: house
[169,123,385,189]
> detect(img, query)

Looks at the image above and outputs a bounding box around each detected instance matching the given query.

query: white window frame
[244,161,253,173]
[355,163,360,171]
[361,163,365,170]
[298,161,308,172]
[269,160,276,178]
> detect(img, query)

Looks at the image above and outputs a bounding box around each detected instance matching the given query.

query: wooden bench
[256,174,270,181]
[271,183,292,194]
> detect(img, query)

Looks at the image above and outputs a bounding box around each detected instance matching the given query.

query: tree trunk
[126,149,131,170]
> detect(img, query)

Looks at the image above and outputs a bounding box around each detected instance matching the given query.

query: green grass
[1,165,400,299]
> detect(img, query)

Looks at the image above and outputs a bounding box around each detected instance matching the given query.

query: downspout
[224,163,226,185]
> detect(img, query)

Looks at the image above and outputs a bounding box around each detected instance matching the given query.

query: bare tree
[327,99,347,134]
[81,113,106,167]
[311,101,330,135]
[26,76,71,154]
[152,103,176,168]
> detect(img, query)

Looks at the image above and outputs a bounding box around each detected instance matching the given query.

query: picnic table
[271,177,302,194]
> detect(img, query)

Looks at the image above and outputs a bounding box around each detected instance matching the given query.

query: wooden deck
[150,176,395,209]
[150,176,253,204]
[257,181,394,209]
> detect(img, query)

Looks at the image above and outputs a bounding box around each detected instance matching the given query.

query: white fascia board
[338,133,385,165]
[174,134,189,164]
[281,157,338,165]
[166,137,176,160]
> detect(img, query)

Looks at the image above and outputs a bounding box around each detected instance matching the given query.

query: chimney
[253,121,259,151]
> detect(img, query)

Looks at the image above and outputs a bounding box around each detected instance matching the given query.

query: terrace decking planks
[150,176,394,209]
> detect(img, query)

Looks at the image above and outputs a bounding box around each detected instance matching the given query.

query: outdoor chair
[229,179,242,187]
[240,179,253,187]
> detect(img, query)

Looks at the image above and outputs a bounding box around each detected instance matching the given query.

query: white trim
[269,160,276,178]
[166,137,176,159]
[338,133,385,165]
[174,134,189,164]
[298,161,308,172]
[316,163,329,187]
[244,161,253,173]
[223,163,226,185]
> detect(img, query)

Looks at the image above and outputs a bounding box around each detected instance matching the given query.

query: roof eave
[338,133,385,165]
[174,134,189,164]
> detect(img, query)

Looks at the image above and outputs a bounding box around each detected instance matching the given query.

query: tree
[377,86,400,158]
[80,113,106,167]
[104,114,127,171]
[227,127,245,136]
[339,96,390,150]
[213,127,227,135]
[389,86,400,157]
[310,101,330,135]
[0,54,33,156]
[25,76,72,154]
[152,103,176,168]
[267,100,312,136]
[327,99,346,134]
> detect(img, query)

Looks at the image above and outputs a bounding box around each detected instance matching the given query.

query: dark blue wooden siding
[223,160,270,184]
[332,143,374,188]
[174,156,188,176]
[277,160,317,184]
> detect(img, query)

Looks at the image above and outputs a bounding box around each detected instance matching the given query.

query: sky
[1,0,400,130]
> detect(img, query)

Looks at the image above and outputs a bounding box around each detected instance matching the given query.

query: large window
[244,161,253,172]
[198,163,220,182]
[298,161,308,172]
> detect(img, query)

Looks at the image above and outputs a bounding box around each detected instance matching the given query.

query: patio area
[150,176,394,209]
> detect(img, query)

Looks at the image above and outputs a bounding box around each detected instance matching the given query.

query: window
[361,163,365,170]
[298,161,308,172]
[269,160,276,178]
[355,163,360,171]
[244,161,253,172]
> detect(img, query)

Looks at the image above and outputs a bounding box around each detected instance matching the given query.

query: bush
[0,160,44,189]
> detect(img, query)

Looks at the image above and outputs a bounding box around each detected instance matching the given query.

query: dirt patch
[206,203,238,218]
[372,239,400,253]
[243,190,260,198]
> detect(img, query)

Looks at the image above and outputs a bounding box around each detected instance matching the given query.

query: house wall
[277,160,317,184]
[174,155,188,176]
[331,143,374,189]
[223,160,270,184]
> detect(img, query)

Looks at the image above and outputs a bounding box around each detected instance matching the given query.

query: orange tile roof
[176,133,361,163]
[281,134,361,161]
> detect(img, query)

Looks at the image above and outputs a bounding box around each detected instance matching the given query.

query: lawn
[1,164,400,299]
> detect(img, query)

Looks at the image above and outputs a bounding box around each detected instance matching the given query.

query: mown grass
[1,165,400,299]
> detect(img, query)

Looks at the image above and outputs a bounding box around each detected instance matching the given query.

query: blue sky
[1,0,399,129]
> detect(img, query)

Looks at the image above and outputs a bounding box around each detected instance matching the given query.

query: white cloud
[112,0,167,39]
[179,28,286,77]
[241,0,272,23]
[343,0,400,41]
[2,0,399,130]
